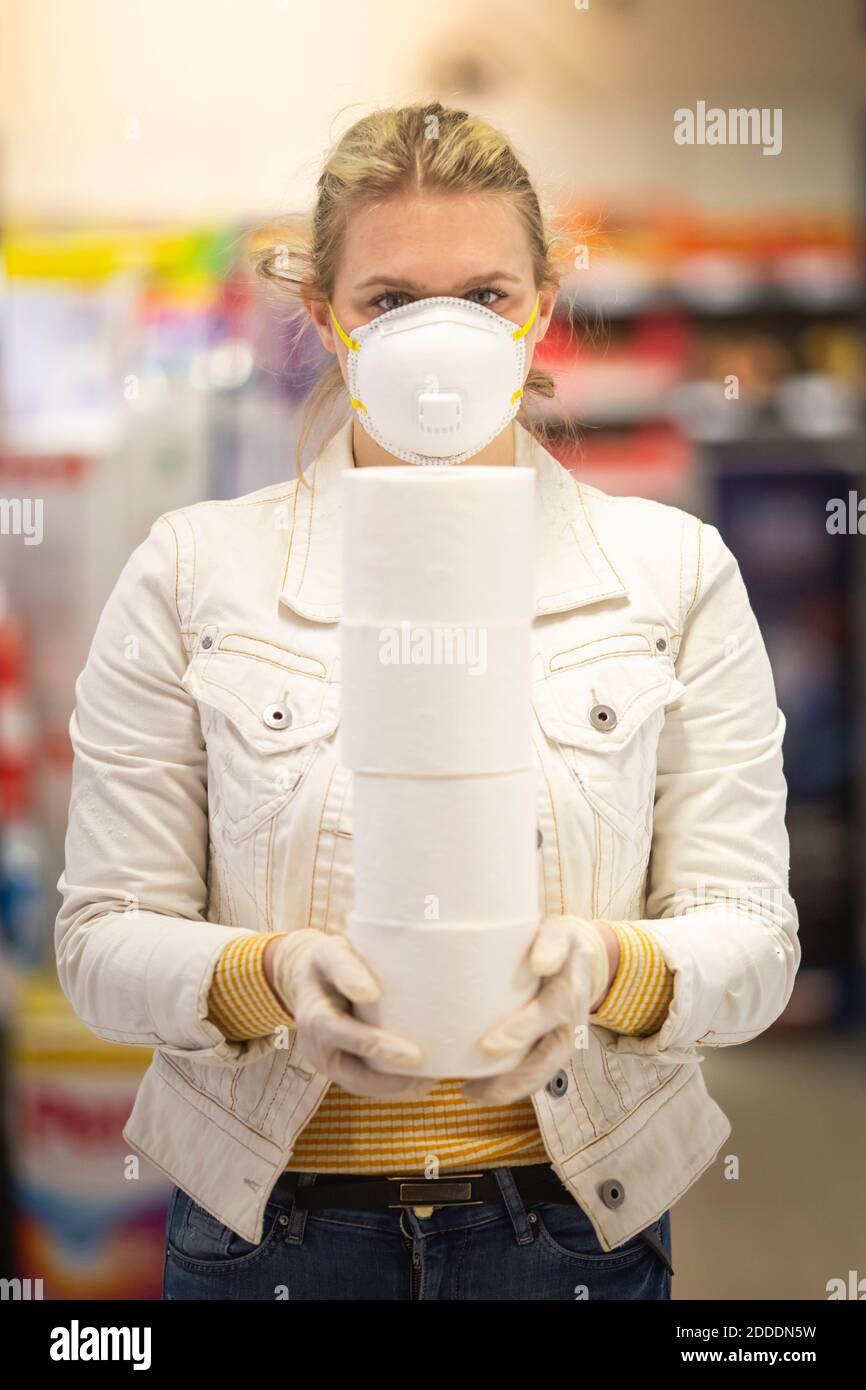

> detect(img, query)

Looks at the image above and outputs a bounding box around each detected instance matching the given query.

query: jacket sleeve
[54,512,271,1065]
[605,518,801,1061]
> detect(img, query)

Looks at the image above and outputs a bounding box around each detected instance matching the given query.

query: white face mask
[327,292,541,465]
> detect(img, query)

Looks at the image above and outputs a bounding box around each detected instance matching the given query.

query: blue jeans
[163,1167,672,1300]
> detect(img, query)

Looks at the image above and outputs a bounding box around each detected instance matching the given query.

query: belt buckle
[387,1171,486,1215]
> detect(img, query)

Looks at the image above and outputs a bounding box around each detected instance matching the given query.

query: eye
[370,291,410,313]
[464,287,507,307]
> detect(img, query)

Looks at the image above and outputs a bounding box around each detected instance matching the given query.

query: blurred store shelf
[4,973,169,1299]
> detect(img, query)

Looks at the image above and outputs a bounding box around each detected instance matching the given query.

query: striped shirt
[207,921,673,1173]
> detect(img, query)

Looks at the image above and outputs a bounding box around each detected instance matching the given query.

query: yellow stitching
[266,816,275,933]
[282,449,318,598]
[574,481,627,590]
[281,468,303,590]
[678,514,685,632]
[295,448,318,597]
[216,633,327,680]
[592,810,601,918]
[222,858,235,927]
[532,734,562,916]
[158,1052,275,1155]
[548,632,653,671]
[197,487,299,508]
[570,1064,688,1160]
[552,649,654,672]
[187,511,197,621]
[684,518,703,623]
[319,767,349,934]
[158,515,183,627]
[544,745,564,914]
[308,758,336,931]
[535,586,624,614]
[600,846,651,928]
[550,632,648,660]
[600,1045,627,1111]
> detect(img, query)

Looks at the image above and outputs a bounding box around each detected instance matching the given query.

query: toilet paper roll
[342,466,535,626]
[352,770,538,923]
[345,913,540,1077]
[339,619,530,775]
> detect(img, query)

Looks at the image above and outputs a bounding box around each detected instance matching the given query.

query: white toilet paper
[351,770,538,923]
[339,619,530,775]
[341,465,539,1078]
[342,466,535,625]
[345,913,540,1078]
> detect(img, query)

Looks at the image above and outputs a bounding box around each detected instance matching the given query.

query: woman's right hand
[262,930,435,1099]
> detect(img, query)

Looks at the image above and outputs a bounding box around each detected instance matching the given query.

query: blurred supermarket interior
[0,0,864,1299]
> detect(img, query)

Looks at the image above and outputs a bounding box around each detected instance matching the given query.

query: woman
[55,101,800,1301]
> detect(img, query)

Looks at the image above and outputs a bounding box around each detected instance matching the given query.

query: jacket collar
[279,417,627,622]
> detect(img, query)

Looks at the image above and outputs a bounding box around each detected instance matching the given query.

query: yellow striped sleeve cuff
[589,920,674,1037]
[207,933,295,1042]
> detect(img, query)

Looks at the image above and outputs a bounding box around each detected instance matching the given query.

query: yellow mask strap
[512,291,541,341]
[328,302,360,353]
[510,293,541,405]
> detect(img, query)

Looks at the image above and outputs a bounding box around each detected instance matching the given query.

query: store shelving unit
[526,209,866,1029]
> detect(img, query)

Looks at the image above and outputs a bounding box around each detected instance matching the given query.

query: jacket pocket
[533,630,684,842]
[182,631,340,843]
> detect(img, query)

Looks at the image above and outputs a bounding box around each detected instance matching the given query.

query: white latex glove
[460,915,612,1106]
[265,929,436,1100]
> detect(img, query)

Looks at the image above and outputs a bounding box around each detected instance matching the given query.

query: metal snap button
[589,703,617,732]
[201,635,213,650]
[546,1069,569,1098]
[599,1178,625,1209]
[263,703,292,729]
[655,637,667,652]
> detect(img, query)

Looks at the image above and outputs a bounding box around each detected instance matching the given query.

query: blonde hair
[253,100,570,487]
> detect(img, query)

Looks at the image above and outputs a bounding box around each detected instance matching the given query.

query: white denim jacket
[55,418,800,1250]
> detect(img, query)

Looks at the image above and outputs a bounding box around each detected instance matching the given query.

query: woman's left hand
[460,915,616,1106]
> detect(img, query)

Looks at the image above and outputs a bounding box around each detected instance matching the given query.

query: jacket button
[201,635,213,650]
[656,637,667,652]
[263,703,293,729]
[589,703,617,732]
[546,1069,569,1098]
[599,1178,625,1209]
[536,825,543,849]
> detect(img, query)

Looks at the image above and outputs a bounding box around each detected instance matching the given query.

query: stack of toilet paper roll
[340,465,539,1078]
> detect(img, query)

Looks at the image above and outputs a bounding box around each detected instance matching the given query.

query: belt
[270,1164,673,1274]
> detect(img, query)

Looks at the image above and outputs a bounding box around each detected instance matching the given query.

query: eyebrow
[354,271,524,291]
